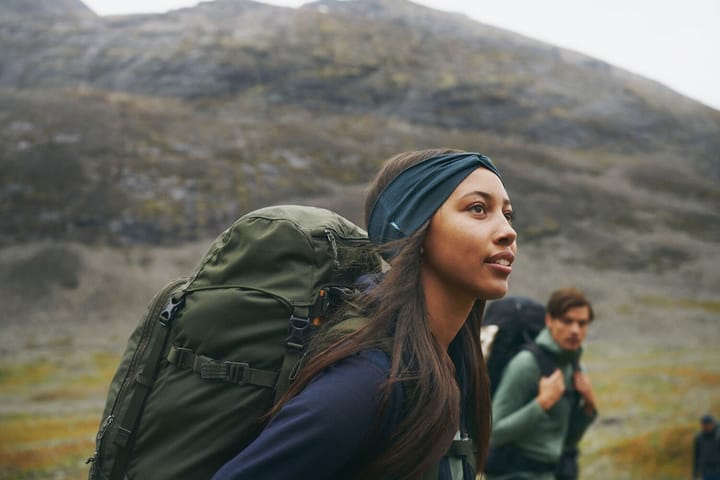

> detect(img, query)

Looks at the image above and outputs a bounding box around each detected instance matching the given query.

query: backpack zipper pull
[325,229,340,268]
[86,414,115,464]
[289,351,309,381]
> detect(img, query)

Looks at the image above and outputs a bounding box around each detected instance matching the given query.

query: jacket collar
[536,328,583,364]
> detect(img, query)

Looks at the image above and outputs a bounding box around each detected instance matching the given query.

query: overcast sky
[82,0,720,111]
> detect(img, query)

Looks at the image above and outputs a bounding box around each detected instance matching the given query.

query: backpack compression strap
[166,346,277,387]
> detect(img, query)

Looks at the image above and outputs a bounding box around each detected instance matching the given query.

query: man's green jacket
[490,328,597,463]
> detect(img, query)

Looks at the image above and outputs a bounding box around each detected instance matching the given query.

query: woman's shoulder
[357,348,392,371]
[312,348,392,390]
[292,348,401,442]
[311,349,393,400]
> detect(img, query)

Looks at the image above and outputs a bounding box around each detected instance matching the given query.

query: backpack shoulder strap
[416,437,476,480]
[523,342,557,377]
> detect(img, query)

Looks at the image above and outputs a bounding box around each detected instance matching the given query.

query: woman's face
[421,167,517,302]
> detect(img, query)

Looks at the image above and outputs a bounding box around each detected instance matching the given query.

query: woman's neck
[421,273,474,350]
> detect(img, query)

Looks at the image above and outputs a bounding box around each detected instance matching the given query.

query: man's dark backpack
[481,296,580,480]
[86,205,383,480]
[481,296,547,396]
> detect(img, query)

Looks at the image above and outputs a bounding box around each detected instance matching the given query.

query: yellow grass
[1,343,718,479]
[580,348,720,479]
[598,424,695,478]
[0,415,97,480]
[0,352,118,479]
[0,363,58,392]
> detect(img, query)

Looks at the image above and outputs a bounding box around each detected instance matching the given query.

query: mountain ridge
[1,0,718,267]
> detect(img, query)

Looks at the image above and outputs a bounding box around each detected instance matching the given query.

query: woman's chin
[479,284,510,301]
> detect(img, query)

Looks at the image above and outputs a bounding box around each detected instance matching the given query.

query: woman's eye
[504,211,514,224]
[470,204,486,214]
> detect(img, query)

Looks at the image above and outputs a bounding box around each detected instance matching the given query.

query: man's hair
[546,287,594,321]
[701,414,715,424]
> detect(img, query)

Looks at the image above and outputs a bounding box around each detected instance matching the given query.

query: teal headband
[367,152,502,248]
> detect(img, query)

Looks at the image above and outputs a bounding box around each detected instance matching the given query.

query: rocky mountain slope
[1,0,718,293]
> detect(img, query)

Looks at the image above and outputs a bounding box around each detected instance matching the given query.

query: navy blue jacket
[211,350,400,479]
[211,347,474,479]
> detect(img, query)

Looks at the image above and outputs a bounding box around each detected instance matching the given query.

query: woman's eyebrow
[460,190,512,207]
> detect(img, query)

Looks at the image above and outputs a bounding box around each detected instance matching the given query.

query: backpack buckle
[197,356,249,384]
[159,294,186,327]
[224,361,249,384]
[286,314,311,351]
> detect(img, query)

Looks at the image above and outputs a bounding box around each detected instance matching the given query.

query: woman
[211,149,517,479]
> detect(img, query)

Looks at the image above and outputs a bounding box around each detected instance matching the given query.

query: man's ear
[545,312,553,328]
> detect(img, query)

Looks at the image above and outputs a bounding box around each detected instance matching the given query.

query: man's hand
[536,369,565,411]
[574,370,597,415]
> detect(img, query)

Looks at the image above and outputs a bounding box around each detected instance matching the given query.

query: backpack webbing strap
[447,438,476,458]
[273,345,303,404]
[449,437,477,472]
[416,438,476,480]
[524,342,560,377]
[274,307,313,404]
[166,346,277,388]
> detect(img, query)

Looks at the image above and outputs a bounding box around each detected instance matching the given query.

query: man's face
[546,305,591,352]
[702,421,716,432]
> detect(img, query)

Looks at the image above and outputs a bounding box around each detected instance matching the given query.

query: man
[485,287,598,480]
[693,414,720,480]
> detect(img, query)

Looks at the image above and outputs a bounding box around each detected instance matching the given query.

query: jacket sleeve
[490,350,549,446]
[211,351,396,480]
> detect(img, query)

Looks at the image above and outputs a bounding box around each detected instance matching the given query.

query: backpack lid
[186,205,381,305]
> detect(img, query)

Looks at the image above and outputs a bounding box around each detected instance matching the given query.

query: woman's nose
[496,221,517,246]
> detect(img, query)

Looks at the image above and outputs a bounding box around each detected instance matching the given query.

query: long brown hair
[273,149,492,478]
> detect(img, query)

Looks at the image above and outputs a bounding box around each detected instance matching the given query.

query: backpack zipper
[108,278,187,422]
[88,277,187,470]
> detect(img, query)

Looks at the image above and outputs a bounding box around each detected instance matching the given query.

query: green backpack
[87,205,382,480]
